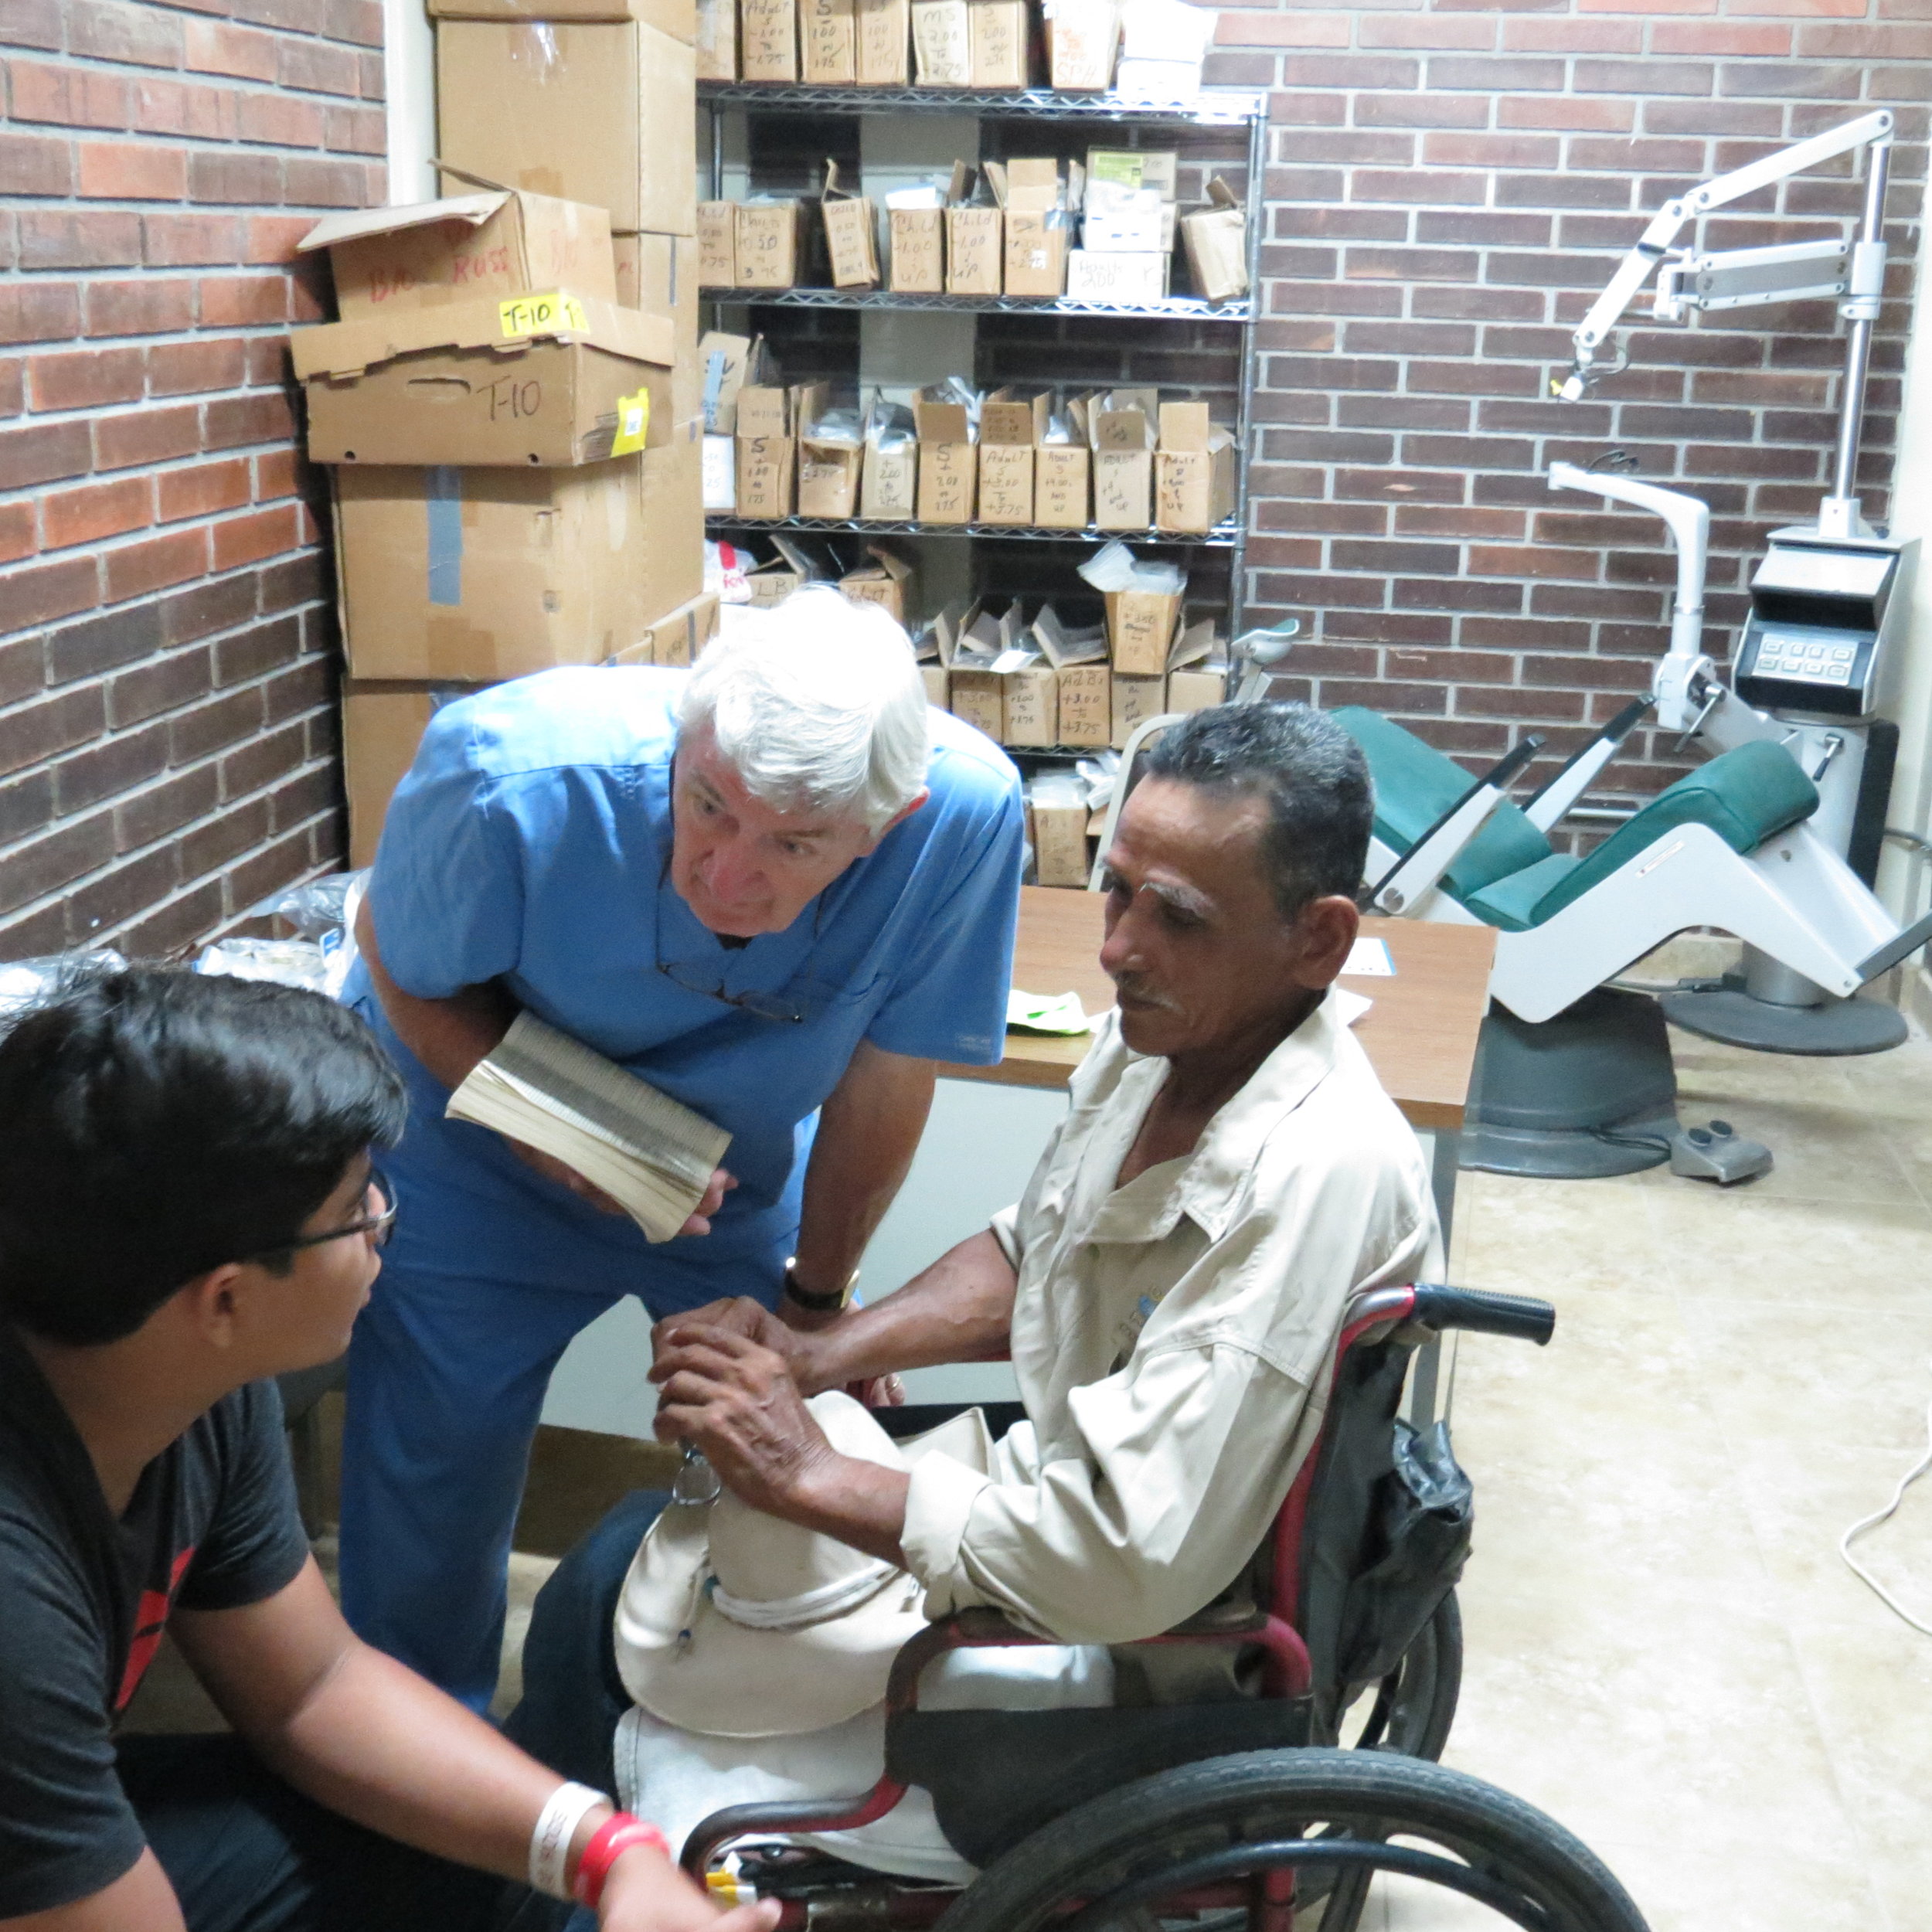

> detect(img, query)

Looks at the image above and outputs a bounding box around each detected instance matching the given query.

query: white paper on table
[1342,937,1395,978]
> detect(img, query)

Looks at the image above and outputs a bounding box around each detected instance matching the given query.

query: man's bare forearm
[789,1040,936,1307]
[798,1227,1019,1393]
[355,897,515,1092]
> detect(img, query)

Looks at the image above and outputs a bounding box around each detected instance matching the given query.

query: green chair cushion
[1331,706,1553,900]
[1519,739,1820,927]
[1463,854,1580,934]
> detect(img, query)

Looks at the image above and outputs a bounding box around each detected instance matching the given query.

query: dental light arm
[1548,462,1712,731]
[1554,109,1893,406]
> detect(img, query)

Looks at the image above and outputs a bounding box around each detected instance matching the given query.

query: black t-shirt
[0,1325,312,1917]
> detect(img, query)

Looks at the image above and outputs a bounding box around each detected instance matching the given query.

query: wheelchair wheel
[932,1747,1648,1932]
[1333,1587,1461,1762]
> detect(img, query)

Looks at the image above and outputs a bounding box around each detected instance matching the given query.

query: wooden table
[957,886,1497,1135]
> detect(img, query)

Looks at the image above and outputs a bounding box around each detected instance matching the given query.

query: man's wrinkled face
[669,726,883,938]
[1097,777,1332,1060]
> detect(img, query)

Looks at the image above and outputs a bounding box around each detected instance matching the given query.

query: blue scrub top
[345,666,1026,1306]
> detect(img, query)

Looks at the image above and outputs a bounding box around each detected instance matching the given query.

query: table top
[951,886,1496,1131]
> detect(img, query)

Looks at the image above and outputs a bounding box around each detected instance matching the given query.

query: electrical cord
[1587,1126,1675,1158]
[1838,1363,1932,1638]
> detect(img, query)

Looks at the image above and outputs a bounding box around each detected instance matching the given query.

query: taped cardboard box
[696,329,755,433]
[998,158,1070,297]
[1111,672,1165,749]
[615,232,701,421]
[1181,176,1249,303]
[427,0,692,30]
[819,162,879,288]
[911,0,969,82]
[801,0,855,79]
[638,417,708,617]
[978,389,1043,527]
[1154,400,1236,533]
[968,0,1029,85]
[342,680,482,868]
[838,544,916,624]
[435,21,696,239]
[333,460,675,682]
[294,295,673,468]
[607,590,723,665]
[742,0,799,77]
[299,189,617,323]
[1088,387,1156,531]
[736,201,801,290]
[858,0,911,81]
[913,391,977,524]
[697,202,737,287]
[696,0,737,74]
[1046,0,1118,88]
[1065,249,1168,304]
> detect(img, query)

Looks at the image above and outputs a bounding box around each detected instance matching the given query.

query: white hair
[679,587,932,834]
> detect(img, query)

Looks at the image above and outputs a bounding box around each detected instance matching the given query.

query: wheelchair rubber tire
[931,1747,1649,1932]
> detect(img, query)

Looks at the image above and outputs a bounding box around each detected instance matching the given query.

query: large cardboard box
[977,389,1041,527]
[1086,147,1178,200]
[294,296,673,468]
[1154,400,1237,533]
[696,0,737,74]
[608,590,723,665]
[736,202,801,289]
[913,394,975,523]
[742,0,799,77]
[1111,672,1165,749]
[801,0,856,79]
[1030,793,1090,886]
[616,231,701,421]
[1089,387,1155,530]
[820,164,879,288]
[968,0,1029,83]
[342,681,474,868]
[1181,176,1250,302]
[333,461,679,681]
[1167,663,1227,713]
[298,191,617,323]
[638,416,707,617]
[428,0,692,29]
[695,329,753,432]
[1048,0,1118,87]
[911,0,969,81]
[697,202,737,287]
[858,0,910,80]
[436,21,697,239]
[1056,662,1111,747]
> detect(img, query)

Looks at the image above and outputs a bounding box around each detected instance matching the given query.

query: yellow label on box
[609,387,651,457]
[498,291,589,338]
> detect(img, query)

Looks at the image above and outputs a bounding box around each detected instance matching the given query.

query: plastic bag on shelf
[0,950,127,1020]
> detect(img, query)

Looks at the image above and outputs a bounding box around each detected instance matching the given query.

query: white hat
[614,1392,932,1740]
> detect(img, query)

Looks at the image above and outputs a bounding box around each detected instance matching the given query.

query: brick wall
[0,0,385,961]
[1211,0,1927,811]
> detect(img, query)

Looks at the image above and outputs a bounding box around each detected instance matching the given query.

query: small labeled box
[742,0,799,77]
[968,0,1029,84]
[696,0,736,75]
[913,390,977,524]
[859,0,911,79]
[1088,387,1156,531]
[911,0,970,81]
[735,201,801,289]
[1154,400,1237,534]
[801,0,856,81]
[819,162,880,289]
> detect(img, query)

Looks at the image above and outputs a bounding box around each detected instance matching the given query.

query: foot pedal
[1668,1119,1772,1185]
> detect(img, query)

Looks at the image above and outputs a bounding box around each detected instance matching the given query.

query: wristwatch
[782,1258,859,1314]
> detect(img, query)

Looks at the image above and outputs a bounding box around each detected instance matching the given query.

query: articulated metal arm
[1554,110,1894,402]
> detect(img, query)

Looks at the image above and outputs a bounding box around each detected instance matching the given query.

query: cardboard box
[741,0,798,76]
[1117,53,1200,103]
[1082,188,1165,253]
[1086,148,1178,201]
[435,21,696,239]
[1056,662,1111,747]
[969,0,1029,84]
[1154,400,1237,533]
[698,202,737,287]
[839,545,916,624]
[859,410,917,516]
[1001,661,1059,747]
[948,669,1003,740]
[819,163,879,288]
[1104,587,1182,676]
[889,206,944,292]
[342,681,472,868]
[858,0,911,80]
[299,190,617,323]
[797,434,863,516]
[608,590,724,665]
[1089,387,1155,530]
[294,295,673,468]
[1111,672,1165,749]
[945,203,1002,294]
[913,394,976,523]
[801,0,856,80]
[1030,794,1090,886]
[1033,419,1090,530]
[977,389,1042,528]
[1181,175,1249,303]
[1167,665,1226,713]
[911,0,969,82]
[695,329,753,432]
[920,662,947,706]
[696,0,737,74]
[736,202,801,289]
[736,434,794,515]
[702,432,737,509]
[1065,249,1168,304]
[1047,0,1118,88]
[428,0,693,29]
[638,416,707,618]
[1000,159,1068,298]
[615,232,701,420]
[333,461,677,681]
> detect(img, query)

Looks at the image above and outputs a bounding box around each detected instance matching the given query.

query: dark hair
[1141,702,1373,917]
[0,966,406,1347]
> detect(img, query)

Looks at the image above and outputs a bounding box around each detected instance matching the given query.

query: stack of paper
[447,1012,732,1243]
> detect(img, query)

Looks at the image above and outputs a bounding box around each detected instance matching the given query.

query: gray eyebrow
[1137,877,1215,921]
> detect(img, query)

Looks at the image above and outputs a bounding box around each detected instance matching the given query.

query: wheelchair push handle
[1409,1283,1556,1345]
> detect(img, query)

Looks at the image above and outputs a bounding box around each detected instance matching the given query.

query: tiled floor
[126,1022,1932,1931]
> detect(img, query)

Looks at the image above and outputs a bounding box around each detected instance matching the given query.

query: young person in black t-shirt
[0,967,778,1932]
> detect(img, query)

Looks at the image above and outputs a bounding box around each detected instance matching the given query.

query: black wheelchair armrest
[1409,1284,1555,1345]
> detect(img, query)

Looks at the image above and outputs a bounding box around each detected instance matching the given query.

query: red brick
[1216,10,1350,44]
[0,359,22,415]
[323,103,386,155]
[282,155,367,206]
[148,336,248,396]
[245,215,312,264]
[0,0,63,53]
[189,150,284,205]
[196,274,290,327]
[1653,18,1794,48]
[94,402,199,471]
[84,277,196,337]
[1423,131,1563,168]
[43,474,151,551]
[66,1,183,69]
[0,554,98,633]
[0,814,117,920]
[79,138,189,202]
[133,75,236,141]
[182,19,278,81]
[0,281,78,345]
[103,526,209,603]
[144,212,247,267]
[1503,17,1645,48]
[0,128,73,197]
[9,59,131,128]
[210,503,301,572]
[1499,97,1638,130]
[29,345,144,412]
[17,209,142,270]
[279,34,362,94]
[158,457,250,522]
[236,90,324,148]
[0,501,36,563]
[358,50,383,100]
[205,390,293,448]
[1362,14,1498,46]
[243,336,287,385]
[170,683,263,764]
[1729,0,1866,12]
[0,417,90,489]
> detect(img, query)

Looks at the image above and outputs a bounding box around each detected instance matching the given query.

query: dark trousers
[118,1733,568,1932]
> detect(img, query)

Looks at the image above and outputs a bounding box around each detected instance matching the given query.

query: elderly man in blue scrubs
[337,588,1026,1709]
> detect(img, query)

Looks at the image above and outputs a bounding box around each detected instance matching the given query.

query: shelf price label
[498,291,588,339]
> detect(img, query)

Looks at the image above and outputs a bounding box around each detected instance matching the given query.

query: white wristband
[530,1781,609,1901]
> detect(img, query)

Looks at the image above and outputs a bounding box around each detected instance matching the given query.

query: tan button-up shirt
[899,993,1437,1645]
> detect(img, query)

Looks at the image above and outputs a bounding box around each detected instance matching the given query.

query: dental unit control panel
[1733,533,1913,723]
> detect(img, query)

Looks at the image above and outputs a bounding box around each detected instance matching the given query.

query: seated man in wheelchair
[507,701,1440,1878]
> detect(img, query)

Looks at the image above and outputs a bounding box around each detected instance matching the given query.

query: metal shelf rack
[709,513,1241,547]
[700,83,1266,634]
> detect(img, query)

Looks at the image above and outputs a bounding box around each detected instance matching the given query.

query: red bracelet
[571,1813,671,1909]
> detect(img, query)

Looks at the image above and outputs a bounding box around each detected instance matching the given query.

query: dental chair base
[1461,988,1680,1181]
[1661,970,1906,1055]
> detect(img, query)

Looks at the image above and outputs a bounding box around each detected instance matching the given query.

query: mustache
[1109,973,1182,1013]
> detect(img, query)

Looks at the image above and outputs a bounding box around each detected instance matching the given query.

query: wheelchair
[673,1283,1649,1931]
